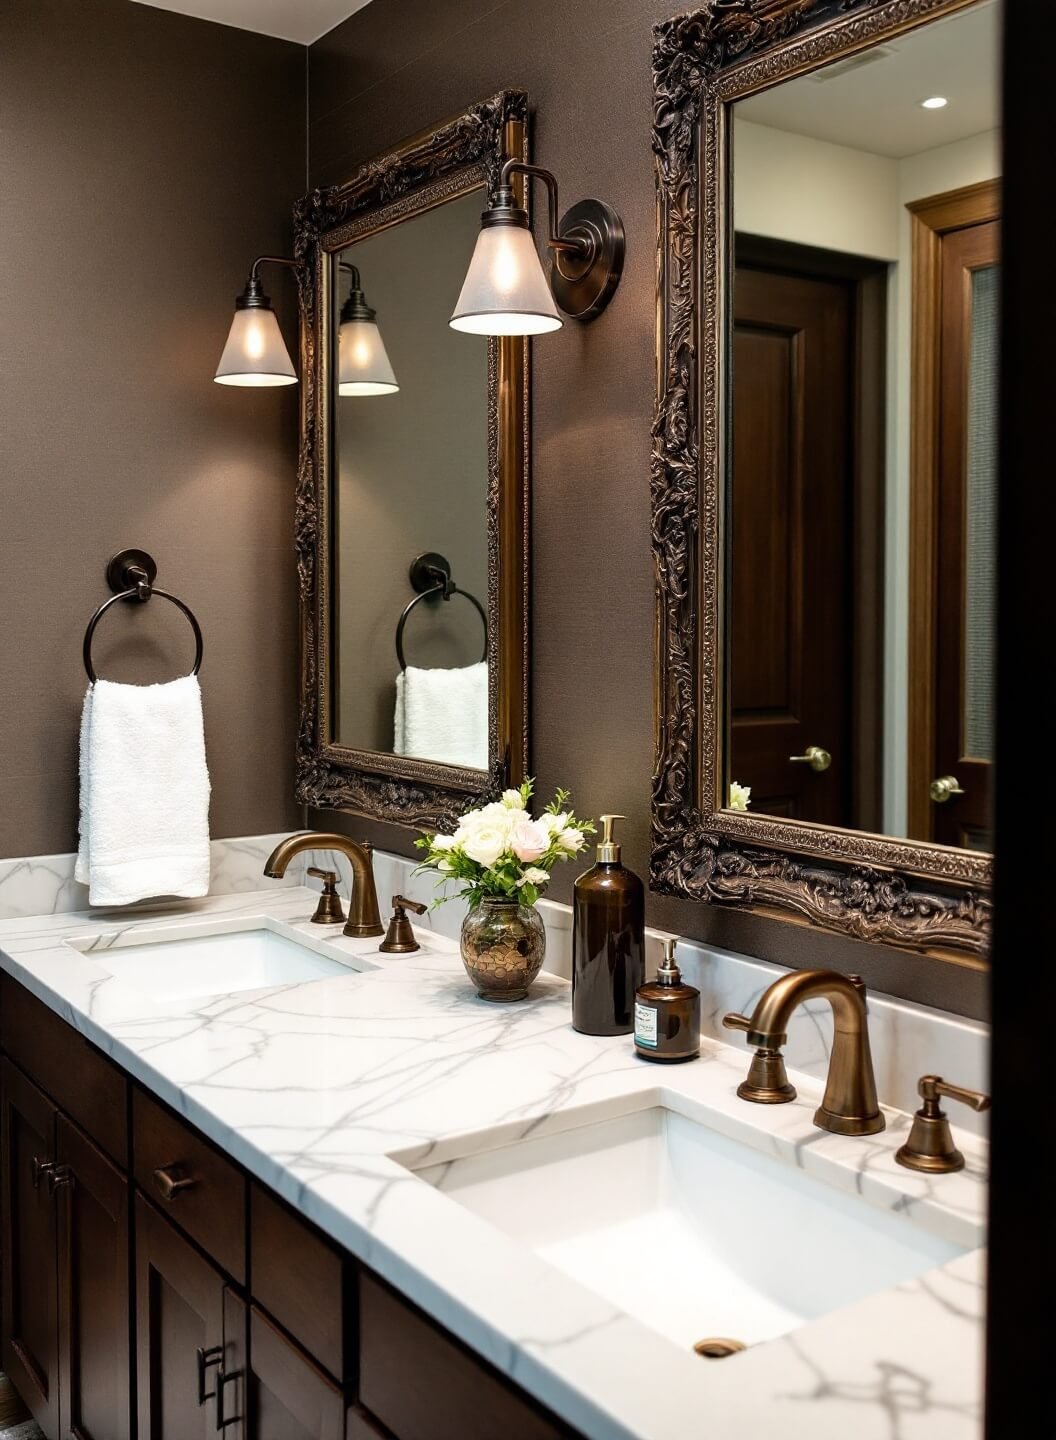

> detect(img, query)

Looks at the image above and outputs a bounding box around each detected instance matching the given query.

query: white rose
[501,788,523,808]
[539,811,568,836]
[728,782,751,812]
[431,834,456,852]
[460,821,509,869]
[558,827,585,852]
[516,866,549,888]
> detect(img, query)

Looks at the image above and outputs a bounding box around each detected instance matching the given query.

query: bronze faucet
[264,833,383,939]
[724,969,884,1137]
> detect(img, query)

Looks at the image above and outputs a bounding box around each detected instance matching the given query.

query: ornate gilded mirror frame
[651,1,991,959]
[293,91,529,832]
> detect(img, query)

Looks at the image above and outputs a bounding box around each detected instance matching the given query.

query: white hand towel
[76,675,211,906]
[394,663,488,770]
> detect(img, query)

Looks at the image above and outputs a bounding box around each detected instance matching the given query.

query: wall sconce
[214,256,299,387]
[338,263,399,396]
[450,161,624,336]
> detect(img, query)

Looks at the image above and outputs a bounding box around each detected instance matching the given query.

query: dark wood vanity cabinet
[0,975,579,1440]
[1,1058,132,1440]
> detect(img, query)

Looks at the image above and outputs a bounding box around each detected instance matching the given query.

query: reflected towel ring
[83,548,204,683]
[395,551,487,672]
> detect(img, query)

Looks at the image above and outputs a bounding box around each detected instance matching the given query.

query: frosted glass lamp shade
[339,318,398,396]
[450,224,562,336]
[214,305,297,387]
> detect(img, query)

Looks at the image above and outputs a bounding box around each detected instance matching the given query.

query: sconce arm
[248,255,301,283]
[498,161,591,257]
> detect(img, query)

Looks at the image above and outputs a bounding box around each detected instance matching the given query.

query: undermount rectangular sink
[410,1106,965,1353]
[65,917,373,1001]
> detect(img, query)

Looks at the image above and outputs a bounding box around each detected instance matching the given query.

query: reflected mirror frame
[293,91,530,833]
[651,0,991,960]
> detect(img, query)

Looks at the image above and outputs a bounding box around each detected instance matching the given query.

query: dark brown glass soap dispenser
[572,815,644,1035]
[634,939,701,1062]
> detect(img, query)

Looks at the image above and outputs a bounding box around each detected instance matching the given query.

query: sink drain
[693,1337,747,1359]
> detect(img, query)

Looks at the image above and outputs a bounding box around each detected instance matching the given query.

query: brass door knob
[895,1074,990,1174]
[929,775,965,804]
[789,745,831,773]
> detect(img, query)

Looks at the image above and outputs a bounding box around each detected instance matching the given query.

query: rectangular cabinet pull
[196,1345,222,1405]
[216,1367,242,1431]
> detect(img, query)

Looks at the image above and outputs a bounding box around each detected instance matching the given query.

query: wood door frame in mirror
[651,0,991,960]
[293,91,530,833]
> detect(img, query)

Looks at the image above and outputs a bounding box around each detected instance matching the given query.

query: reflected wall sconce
[214,255,299,387]
[450,161,624,336]
[338,263,399,396]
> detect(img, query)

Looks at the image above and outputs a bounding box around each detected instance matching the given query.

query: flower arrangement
[416,779,595,909]
[728,781,752,812]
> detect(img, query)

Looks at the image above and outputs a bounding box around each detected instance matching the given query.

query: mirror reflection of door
[730,243,886,828]
[908,186,1000,848]
[725,0,1000,849]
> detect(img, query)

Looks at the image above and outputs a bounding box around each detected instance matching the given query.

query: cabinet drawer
[0,975,128,1166]
[133,1087,245,1282]
[251,1182,349,1381]
[358,1272,571,1440]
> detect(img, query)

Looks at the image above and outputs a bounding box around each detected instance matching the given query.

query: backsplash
[0,835,303,921]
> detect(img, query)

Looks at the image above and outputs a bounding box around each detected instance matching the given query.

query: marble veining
[312,847,991,1136]
[0,886,985,1440]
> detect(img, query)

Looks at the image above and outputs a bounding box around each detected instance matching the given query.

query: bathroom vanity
[0,887,986,1440]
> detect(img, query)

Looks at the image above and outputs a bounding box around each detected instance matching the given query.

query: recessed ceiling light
[921,96,949,109]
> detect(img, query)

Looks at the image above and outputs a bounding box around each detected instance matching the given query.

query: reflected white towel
[394,663,488,770]
[75,675,211,906]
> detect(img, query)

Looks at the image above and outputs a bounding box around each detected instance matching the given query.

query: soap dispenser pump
[634,938,701,1063]
[572,814,645,1035]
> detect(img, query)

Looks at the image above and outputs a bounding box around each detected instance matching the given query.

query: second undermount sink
[64,916,377,1001]
[409,1105,966,1353]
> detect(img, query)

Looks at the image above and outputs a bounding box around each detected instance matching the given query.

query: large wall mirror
[294,92,529,831]
[652,1,998,959]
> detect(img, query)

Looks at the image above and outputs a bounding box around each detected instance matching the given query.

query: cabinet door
[1,1058,60,1437]
[135,1192,227,1440]
[248,1305,344,1440]
[56,1114,130,1440]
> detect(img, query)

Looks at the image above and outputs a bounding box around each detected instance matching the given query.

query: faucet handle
[306,867,345,926]
[379,895,427,954]
[925,1075,991,1113]
[895,1074,990,1174]
[722,1012,796,1105]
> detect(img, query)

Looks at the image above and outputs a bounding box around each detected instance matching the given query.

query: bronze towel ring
[395,552,487,672]
[83,548,203,683]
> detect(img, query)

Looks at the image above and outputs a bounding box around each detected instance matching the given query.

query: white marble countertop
[0,888,986,1440]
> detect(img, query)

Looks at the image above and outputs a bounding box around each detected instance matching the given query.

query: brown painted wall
[307,0,985,1018]
[0,0,305,855]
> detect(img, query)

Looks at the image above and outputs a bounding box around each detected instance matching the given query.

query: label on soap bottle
[634,1001,658,1048]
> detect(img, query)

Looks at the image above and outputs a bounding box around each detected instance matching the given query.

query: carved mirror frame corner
[293,90,530,833]
[650,0,991,960]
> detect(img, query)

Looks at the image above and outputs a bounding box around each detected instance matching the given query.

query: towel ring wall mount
[83,548,204,683]
[395,552,487,672]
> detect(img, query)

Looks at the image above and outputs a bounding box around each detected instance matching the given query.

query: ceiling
[735,1,1000,158]
[130,0,372,44]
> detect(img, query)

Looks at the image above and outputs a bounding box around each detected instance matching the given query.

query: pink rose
[510,818,548,863]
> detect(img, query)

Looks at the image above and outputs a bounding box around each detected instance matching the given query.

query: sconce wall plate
[551,198,625,321]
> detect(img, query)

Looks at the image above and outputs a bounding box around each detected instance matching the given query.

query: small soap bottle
[634,939,701,1063]
[572,815,644,1035]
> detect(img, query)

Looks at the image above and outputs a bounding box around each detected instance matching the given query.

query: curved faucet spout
[733,969,884,1137]
[264,832,383,939]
